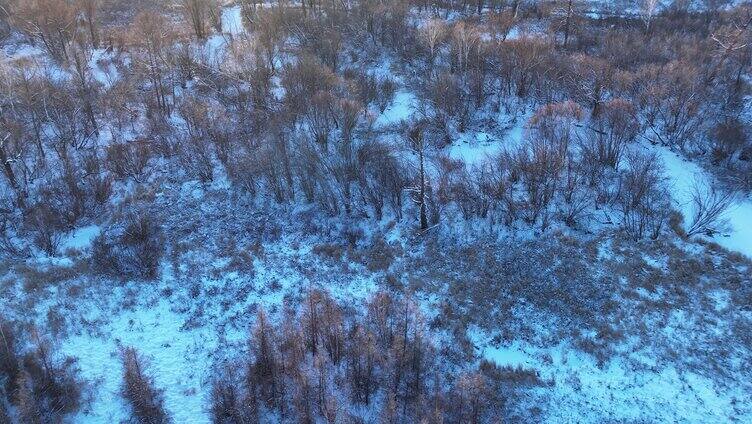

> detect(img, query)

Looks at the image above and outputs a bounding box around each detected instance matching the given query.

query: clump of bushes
[121,347,171,424]
[0,319,84,423]
[91,212,165,280]
[362,237,400,272]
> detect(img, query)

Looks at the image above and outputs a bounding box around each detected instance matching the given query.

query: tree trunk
[418,149,428,230]
[563,0,573,48]
[0,138,25,209]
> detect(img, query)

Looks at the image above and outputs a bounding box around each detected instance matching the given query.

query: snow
[375,90,417,126]
[0,37,45,64]
[89,50,119,87]
[203,5,248,65]
[653,145,752,258]
[477,334,751,423]
[221,6,244,35]
[60,225,101,252]
[480,342,535,367]
[52,199,382,422]
[447,122,525,165]
[719,199,752,257]
[203,34,228,65]
[1,4,749,423]
[65,299,214,423]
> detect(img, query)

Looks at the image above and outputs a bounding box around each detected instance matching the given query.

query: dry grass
[16,261,89,294]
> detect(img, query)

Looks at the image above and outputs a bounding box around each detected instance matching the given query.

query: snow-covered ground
[2,4,751,423]
[653,144,752,258]
[477,332,751,422]
[221,5,244,36]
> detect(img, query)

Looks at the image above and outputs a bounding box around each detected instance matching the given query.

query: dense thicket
[208,289,523,423]
[0,1,748,252]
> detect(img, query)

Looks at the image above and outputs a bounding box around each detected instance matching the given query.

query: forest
[0,0,751,422]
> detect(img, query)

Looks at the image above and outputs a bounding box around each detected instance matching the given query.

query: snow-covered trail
[653,145,752,258]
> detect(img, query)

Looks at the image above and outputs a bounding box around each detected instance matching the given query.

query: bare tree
[11,0,79,61]
[617,150,671,239]
[79,0,100,48]
[420,19,447,68]
[129,11,177,116]
[407,123,431,230]
[686,178,737,237]
[450,22,481,74]
[640,0,659,32]
[180,0,221,40]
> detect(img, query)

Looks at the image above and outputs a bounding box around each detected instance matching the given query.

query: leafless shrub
[91,212,165,280]
[0,398,9,423]
[305,91,337,146]
[346,69,378,108]
[362,237,399,272]
[282,55,339,124]
[312,243,344,262]
[210,367,254,423]
[422,71,472,136]
[180,0,221,40]
[10,0,78,61]
[436,157,502,221]
[376,78,397,113]
[0,0,10,40]
[357,140,408,221]
[479,359,546,387]
[128,11,177,117]
[21,330,82,420]
[24,203,65,256]
[301,24,343,71]
[106,141,154,183]
[15,369,41,424]
[81,152,113,208]
[0,322,83,423]
[121,347,170,424]
[178,134,215,183]
[617,151,671,239]
[559,156,593,227]
[496,37,553,99]
[582,99,639,170]
[0,319,20,397]
[247,309,279,409]
[17,261,84,293]
[226,249,255,276]
[639,61,706,151]
[513,135,566,229]
[177,97,220,183]
[686,178,737,237]
[668,210,687,238]
[710,118,748,166]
